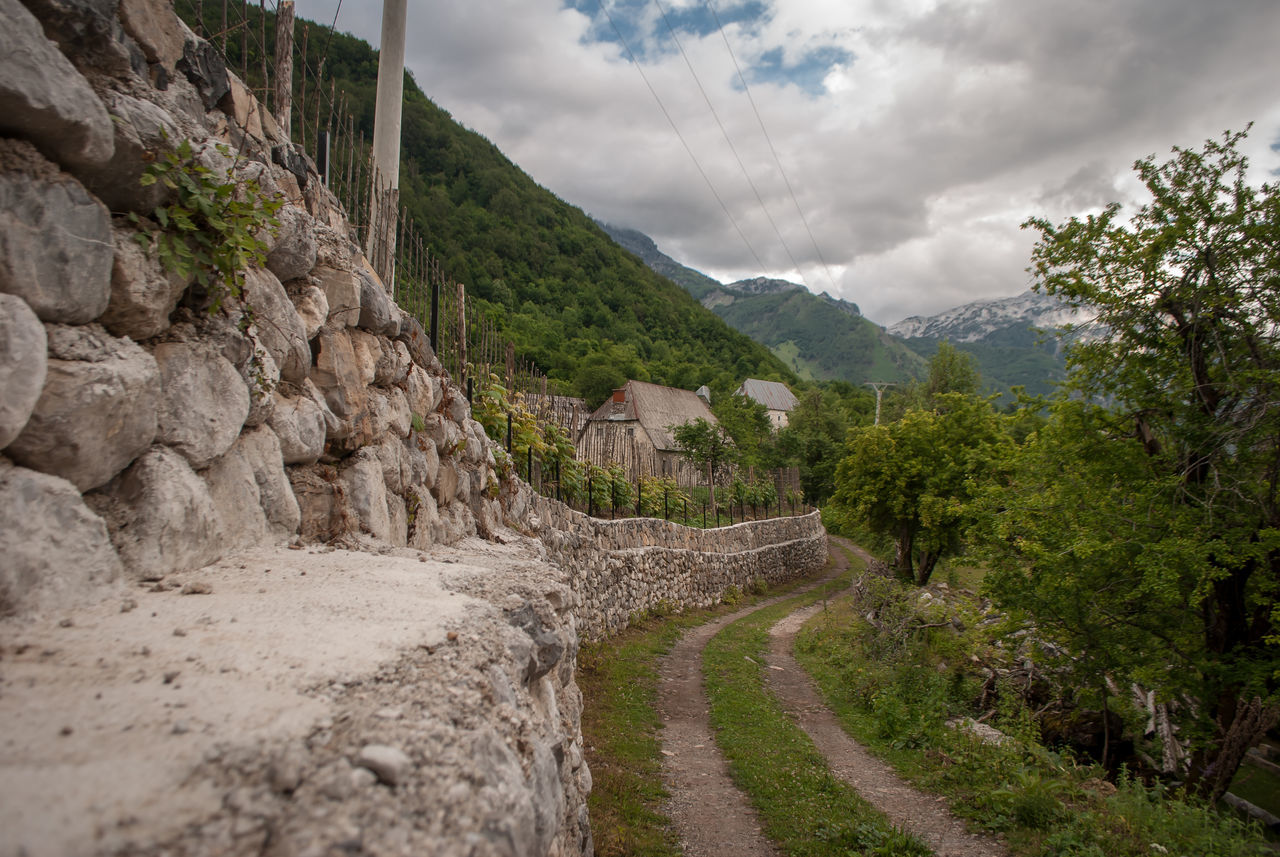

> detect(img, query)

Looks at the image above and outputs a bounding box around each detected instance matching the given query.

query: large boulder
[239,266,310,385]
[0,294,47,449]
[268,388,328,465]
[80,92,180,215]
[289,283,328,340]
[18,0,135,78]
[7,324,159,492]
[100,220,191,339]
[154,341,250,469]
[341,448,391,542]
[404,365,440,418]
[265,205,318,283]
[0,153,113,324]
[357,265,400,337]
[312,265,360,327]
[0,458,122,616]
[89,445,224,580]
[0,0,114,170]
[310,325,366,429]
[117,0,186,72]
[288,463,352,543]
[201,425,299,548]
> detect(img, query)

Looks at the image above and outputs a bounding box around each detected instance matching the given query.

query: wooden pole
[273,1,294,140]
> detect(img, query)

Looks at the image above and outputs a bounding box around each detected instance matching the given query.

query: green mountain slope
[180,6,795,408]
[598,224,924,385]
[710,288,926,384]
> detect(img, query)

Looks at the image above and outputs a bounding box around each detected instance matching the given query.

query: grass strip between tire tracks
[578,569,834,857]
[702,562,932,857]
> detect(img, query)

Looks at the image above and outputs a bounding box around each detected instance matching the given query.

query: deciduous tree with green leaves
[671,417,735,511]
[833,393,1011,585]
[983,128,1280,800]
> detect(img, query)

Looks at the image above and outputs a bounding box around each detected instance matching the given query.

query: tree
[712,392,773,468]
[671,417,736,511]
[989,128,1280,799]
[832,394,1010,585]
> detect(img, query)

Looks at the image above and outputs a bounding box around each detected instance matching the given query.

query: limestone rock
[0,459,122,616]
[407,487,438,550]
[310,326,366,427]
[396,315,439,372]
[354,744,412,787]
[0,0,114,169]
[202,425,299,548]
[347,329,381,388]
[433,460,459,509]
[154,341,249,468]
[288,463,352,542]
[266,206,318,283]
[200,431,268,552]
[117,0,186,71]
[289,284,328,340]
[81,92,180,215]
[240,267,310,385]
[8,324,159,492]
[18,0,135,78]
[0,294,47,449]
[386,387,412,439]
[357,265,399,337]
[374,435,410,495]
[404,366,439,418]
[268,389,327,465]
[175,37,230,112]
[0,167,113,324]
[100,221,190,339]
[341,448,391,542]
[313,265,360,327]
[387,492,408,547]
[91,445,224,580]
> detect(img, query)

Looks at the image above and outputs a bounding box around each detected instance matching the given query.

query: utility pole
[865,382,894,426]
[367,0,407,285]
[272,0,294,139]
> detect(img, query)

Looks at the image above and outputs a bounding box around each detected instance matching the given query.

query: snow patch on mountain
[888,290,1093,342]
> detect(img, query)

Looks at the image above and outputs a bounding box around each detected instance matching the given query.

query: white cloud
[301,0,1280,324]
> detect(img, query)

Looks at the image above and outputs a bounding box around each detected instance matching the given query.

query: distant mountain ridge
[888,290,1092,342]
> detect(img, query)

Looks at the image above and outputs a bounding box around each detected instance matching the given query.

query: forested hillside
[180,5,795,407]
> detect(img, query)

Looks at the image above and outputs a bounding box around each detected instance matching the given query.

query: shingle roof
[736,378,799,412]
[585,380,717,451]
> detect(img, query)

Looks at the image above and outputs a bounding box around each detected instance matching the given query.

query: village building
[735,378,799,430]
[576,380,717,482]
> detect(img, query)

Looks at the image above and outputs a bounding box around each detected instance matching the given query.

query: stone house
[575,380,717,482]
[735,378,799,430]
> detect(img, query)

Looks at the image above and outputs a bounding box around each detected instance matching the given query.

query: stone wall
[509,486,828,641]
[0,1,828,854]
[0,0,507,617]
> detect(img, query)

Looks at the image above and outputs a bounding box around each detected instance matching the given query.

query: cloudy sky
[300,0,1280,325]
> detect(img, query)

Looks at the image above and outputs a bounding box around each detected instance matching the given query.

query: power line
[650,0,812,291]
[704,0,840,294]
[597,0,766,273]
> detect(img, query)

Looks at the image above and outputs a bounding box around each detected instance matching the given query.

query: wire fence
[174,0,811,522]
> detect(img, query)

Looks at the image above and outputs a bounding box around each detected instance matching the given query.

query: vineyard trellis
[174,0,811,523]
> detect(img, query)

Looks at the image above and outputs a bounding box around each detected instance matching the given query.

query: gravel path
[658,536,1009,857]
[767,538,1008,856]
[657,545,853,857]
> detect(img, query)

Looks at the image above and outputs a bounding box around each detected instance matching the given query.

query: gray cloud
[301,0,1280,324]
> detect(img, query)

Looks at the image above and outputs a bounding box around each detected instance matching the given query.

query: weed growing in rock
[131,138,282,312]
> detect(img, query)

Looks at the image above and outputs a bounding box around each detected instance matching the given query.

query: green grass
[793,594,1273,857]
[701,569,931,857]
[577,567,837,856]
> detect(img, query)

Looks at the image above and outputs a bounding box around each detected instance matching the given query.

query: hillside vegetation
[181,4,795,407]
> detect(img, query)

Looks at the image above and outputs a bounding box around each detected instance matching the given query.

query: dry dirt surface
[660,536,1009,857]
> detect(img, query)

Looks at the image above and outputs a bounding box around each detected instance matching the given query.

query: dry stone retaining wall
[514,489,828,641]
[0,1,827,854]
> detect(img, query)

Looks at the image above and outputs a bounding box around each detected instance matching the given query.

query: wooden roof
[584,380,717,451]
